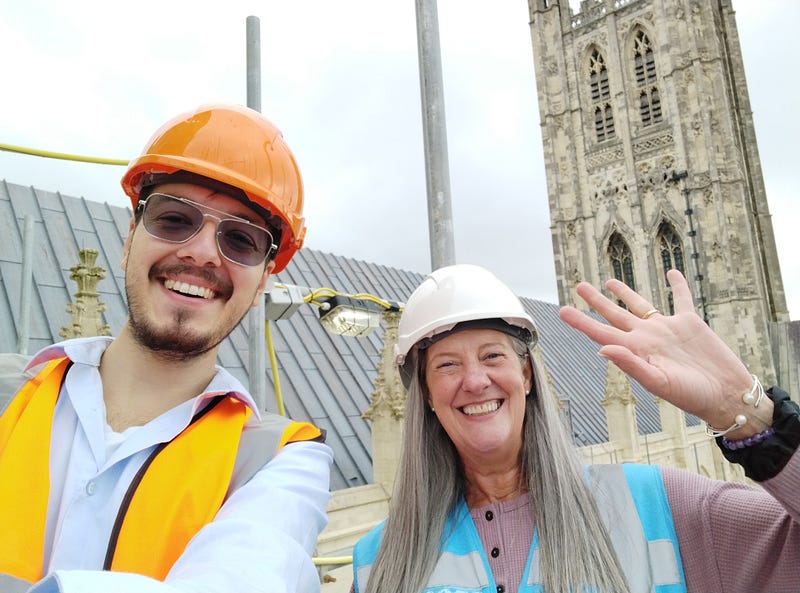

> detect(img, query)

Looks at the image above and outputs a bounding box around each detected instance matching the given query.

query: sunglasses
[137,193,278,267]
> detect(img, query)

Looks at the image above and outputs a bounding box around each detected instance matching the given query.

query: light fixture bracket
[317,295,383,337]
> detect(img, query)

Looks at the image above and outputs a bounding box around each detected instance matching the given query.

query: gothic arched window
[633,29,662,127]
[657,222,685,313]
[589,49,615,141]
[608,233,635,305]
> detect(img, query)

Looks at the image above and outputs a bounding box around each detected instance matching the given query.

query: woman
[352,264,800,593]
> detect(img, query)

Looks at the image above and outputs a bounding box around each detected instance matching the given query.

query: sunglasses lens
[143,194,204,243]
[217,220,271,266]
[141,193,274,267]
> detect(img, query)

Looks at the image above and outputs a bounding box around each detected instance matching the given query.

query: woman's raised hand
[559,269,757,428]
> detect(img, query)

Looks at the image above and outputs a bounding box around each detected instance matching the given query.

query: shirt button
[86,481,96,496]
[497,585,505,593]
[491,547,500,558]
[485,510,494,521]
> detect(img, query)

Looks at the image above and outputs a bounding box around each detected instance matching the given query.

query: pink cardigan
[469,451,800,592]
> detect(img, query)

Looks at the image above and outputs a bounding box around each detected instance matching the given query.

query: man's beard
[125,256,258,361]
[127,304,225,362]
[125,275,245,363]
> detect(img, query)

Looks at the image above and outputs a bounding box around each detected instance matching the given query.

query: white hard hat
[395,264,538,368]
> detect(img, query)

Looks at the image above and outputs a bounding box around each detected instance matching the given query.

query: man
[0,104,332,593]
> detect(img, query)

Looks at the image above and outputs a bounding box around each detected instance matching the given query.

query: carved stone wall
[528,0,792,387]
[362,311,405,496]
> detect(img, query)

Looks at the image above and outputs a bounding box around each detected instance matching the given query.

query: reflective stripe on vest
[354,501,505,593]
[0,357,322,582]
[353,464,686,593]
[581,464,685,592]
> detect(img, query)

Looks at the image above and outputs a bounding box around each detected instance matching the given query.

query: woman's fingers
[667,269,695,313]
[559,305,625,346]
[604,279,662,321]
[573,281,637,331]
[598,345,668,395]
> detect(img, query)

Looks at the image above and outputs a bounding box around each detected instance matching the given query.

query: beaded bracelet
[718,386,800,482]
[722,427,775,450]
[704,374,766,438]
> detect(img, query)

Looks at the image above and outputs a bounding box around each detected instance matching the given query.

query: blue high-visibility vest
[353,463,686,593]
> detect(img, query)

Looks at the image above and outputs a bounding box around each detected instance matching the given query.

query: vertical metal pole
[246,16,262,112]
[246,16,267,411]
[16,216,34,354]
[672,170,708,323]
[415,0,455,270]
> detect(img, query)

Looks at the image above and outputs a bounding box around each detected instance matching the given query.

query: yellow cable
[0,142,129,166]
[276,283,401,313]
[265,319,285,416]
[351,293,392,309]
[306,287,399,312]
[312,555,353,566]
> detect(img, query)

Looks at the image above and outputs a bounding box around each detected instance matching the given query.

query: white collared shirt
[14,337,332,593]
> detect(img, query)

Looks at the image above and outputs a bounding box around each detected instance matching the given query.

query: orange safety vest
[0,357,322,582]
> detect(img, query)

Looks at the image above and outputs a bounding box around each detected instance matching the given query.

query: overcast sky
[1,0,797,318]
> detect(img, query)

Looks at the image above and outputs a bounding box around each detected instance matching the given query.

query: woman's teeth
[462,400,501,416]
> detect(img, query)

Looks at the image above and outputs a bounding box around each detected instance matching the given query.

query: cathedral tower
[527,0,789,382]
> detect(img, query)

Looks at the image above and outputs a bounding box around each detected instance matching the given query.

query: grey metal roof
[0,179,688,490]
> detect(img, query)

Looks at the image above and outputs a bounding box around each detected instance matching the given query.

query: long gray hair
[364,336,629,593]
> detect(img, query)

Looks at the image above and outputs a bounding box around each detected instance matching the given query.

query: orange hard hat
[121,103,305,272]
